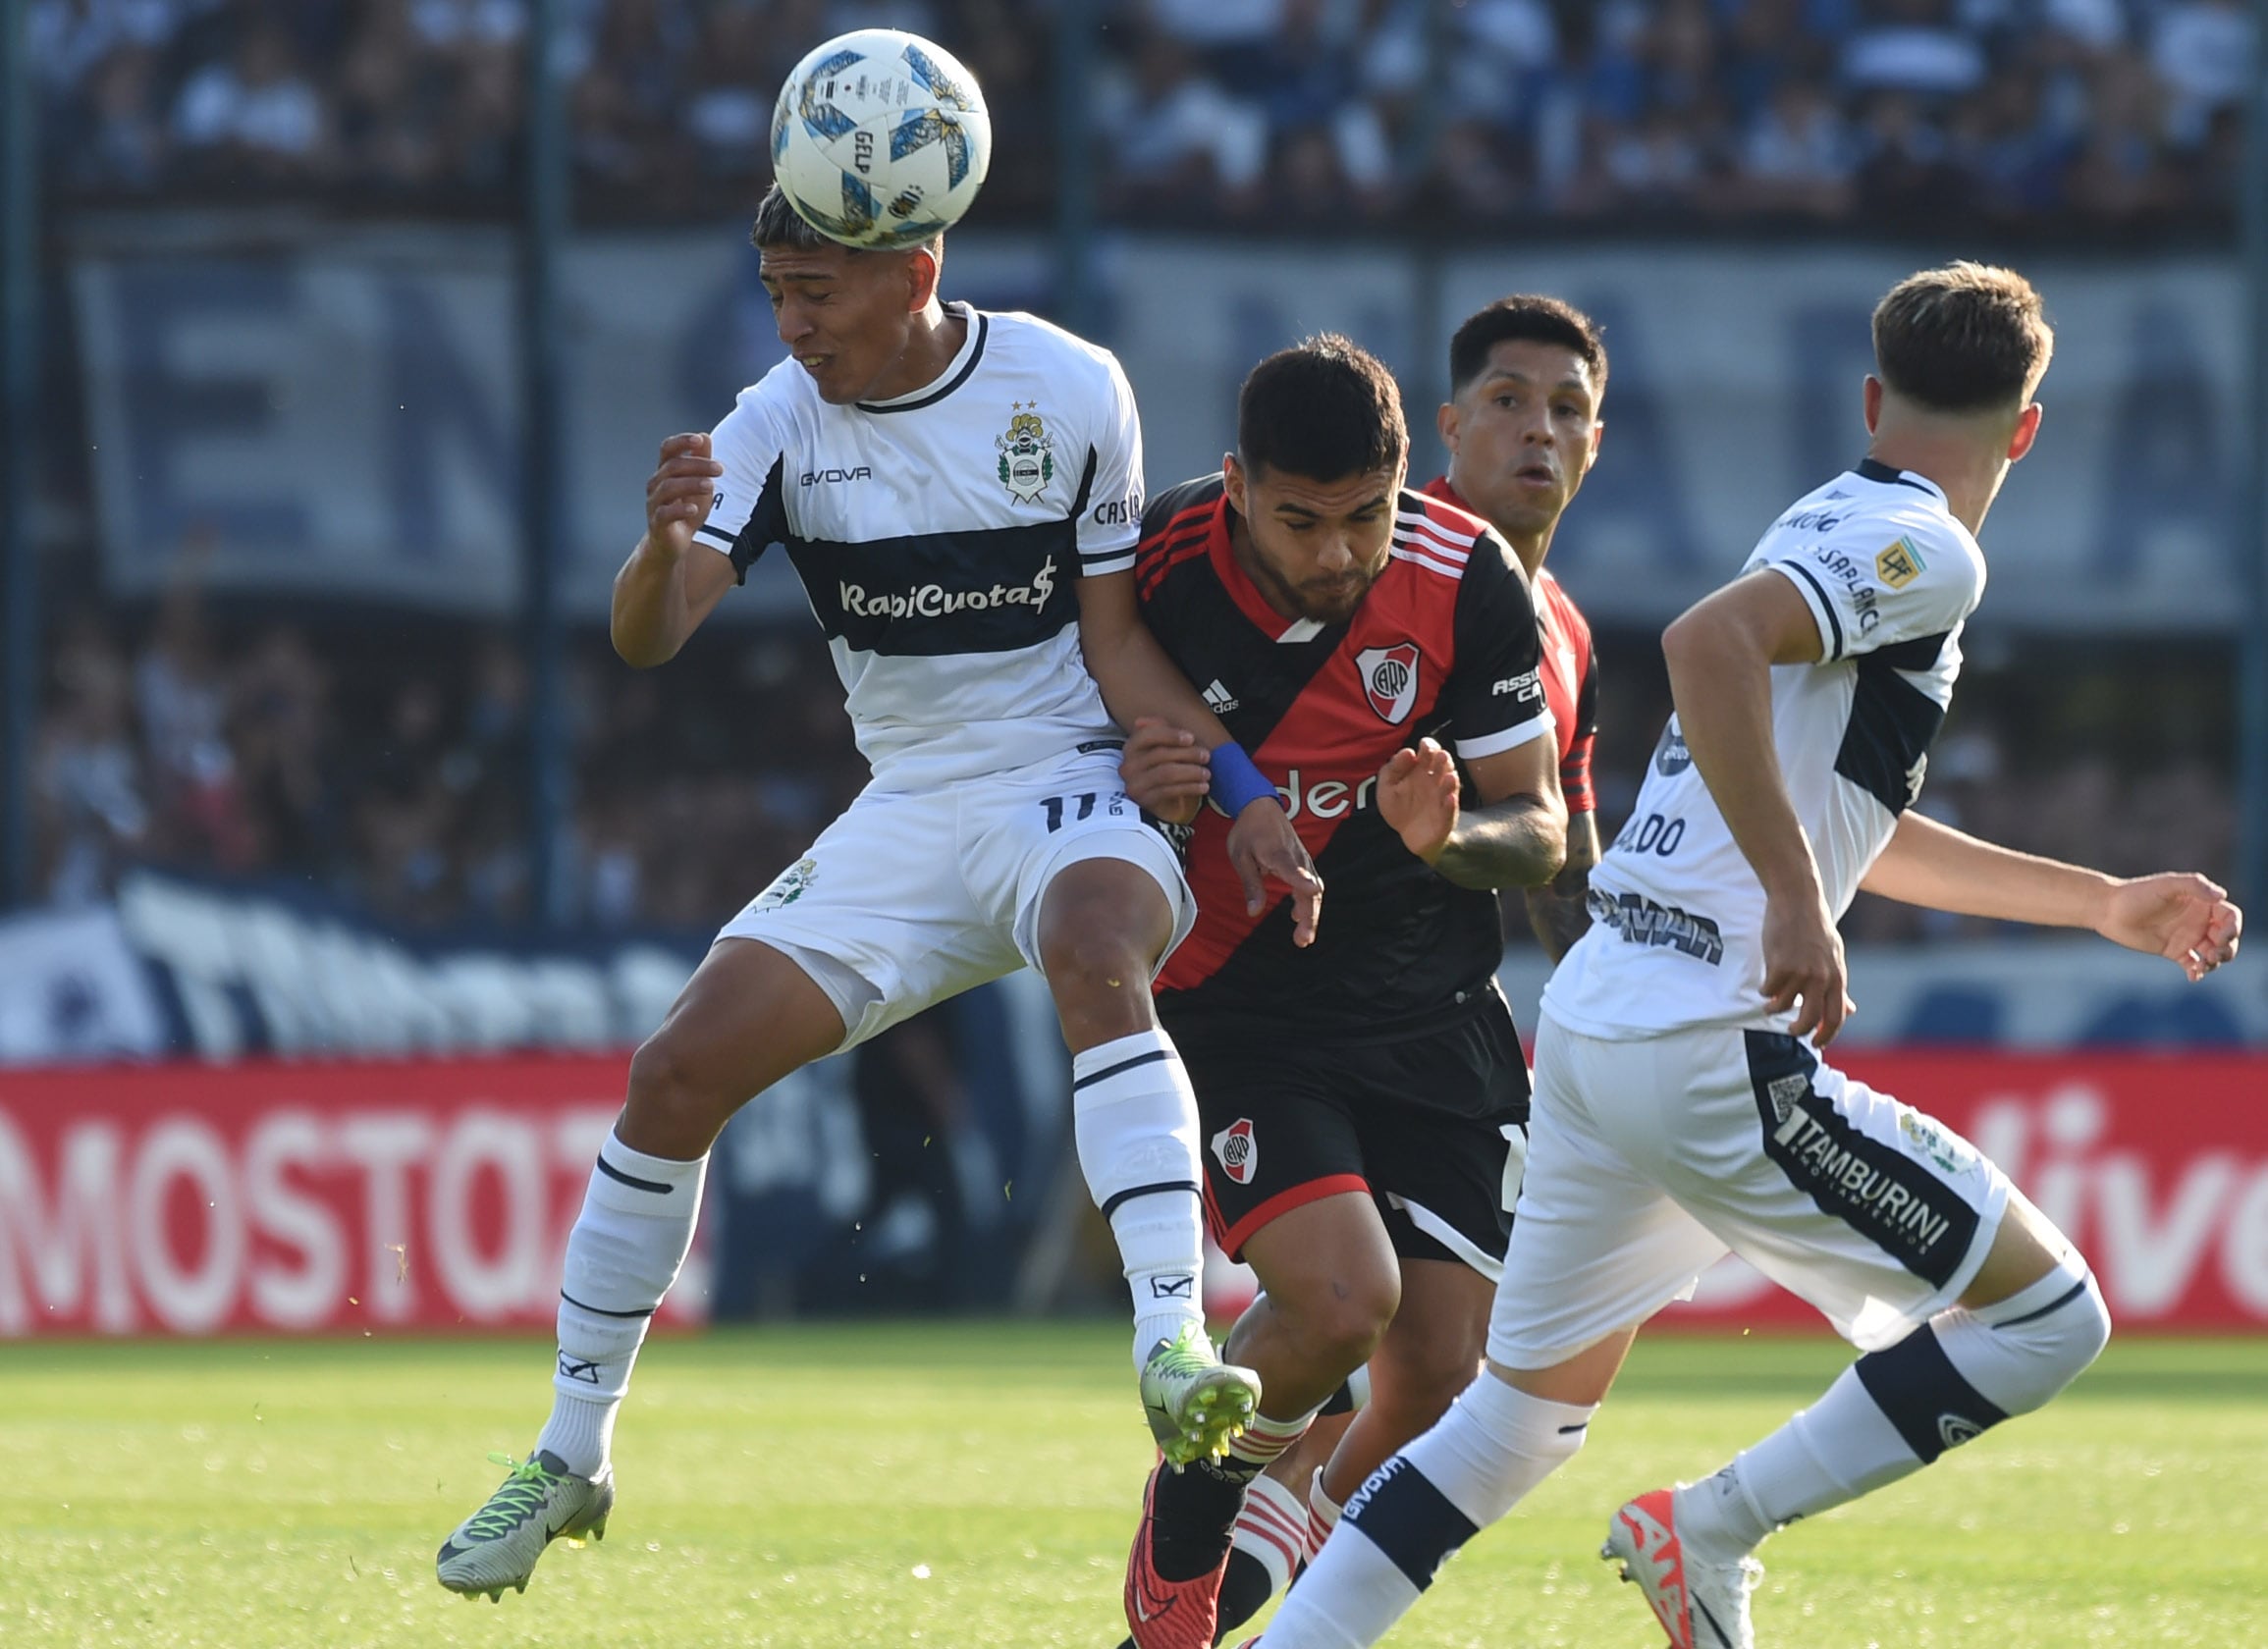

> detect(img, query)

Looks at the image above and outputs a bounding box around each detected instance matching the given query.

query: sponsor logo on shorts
[752,856,817,911]
[1746,1033,1979,1288]
[1212,1118,1258,1186]
[1898,1109,1976,1177]
[1771,1104,1957,1258]
[1764,1073,1809,1126]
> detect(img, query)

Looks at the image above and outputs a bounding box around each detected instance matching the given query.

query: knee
[624,1033,733,1151]
[1275,1272,1400,1375]
[1378,1325,1489,1426]
[1038,919,1153,1019]
[1038,921,1161,1038]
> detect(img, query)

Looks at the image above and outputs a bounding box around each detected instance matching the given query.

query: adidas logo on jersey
[1202,679,1240,714]
[837,556,1058,620]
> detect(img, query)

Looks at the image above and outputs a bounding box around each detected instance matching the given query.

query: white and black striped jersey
[1544,458,1985,1037]
[696,303,1145,791]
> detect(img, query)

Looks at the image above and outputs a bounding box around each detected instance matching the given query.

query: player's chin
[1297,585,1367,623]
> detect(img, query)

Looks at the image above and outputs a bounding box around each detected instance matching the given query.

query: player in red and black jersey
[1425,294,1608,963]
[1112,337,1569,1649]
[1193,298,1615,1645]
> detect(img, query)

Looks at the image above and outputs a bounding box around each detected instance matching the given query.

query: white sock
[1231,1472,1310,1599]
[534,1136,707,1478]
[1681,1258,2109,1558]
[1070,1030,1207,1363]
[1258,1374,1593,1648]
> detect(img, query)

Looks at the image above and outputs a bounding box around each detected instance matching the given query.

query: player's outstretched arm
[1377,734,1567,891]
[612,434,740,667]
[1077,572,1324,945]
[1862,812,2243,980]
[1663,569,1851,1044]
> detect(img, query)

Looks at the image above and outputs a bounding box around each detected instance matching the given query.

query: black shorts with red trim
[1167,994,1529,1276]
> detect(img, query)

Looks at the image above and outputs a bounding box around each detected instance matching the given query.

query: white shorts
[715,745,1195,1051]
[1487,1010,2013,1366]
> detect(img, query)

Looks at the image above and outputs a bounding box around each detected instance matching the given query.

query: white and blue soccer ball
[770,29,993,251]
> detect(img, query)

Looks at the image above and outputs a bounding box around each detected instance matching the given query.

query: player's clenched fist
[646,433,726,555]
[1377,737,1461,865]
[1119,718,1213,825]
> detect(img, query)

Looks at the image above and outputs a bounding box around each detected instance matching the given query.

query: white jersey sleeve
[1074,354,1146,578]
[693,373,797,580]
[1755,512,1981,665]
[1541,462,1986,1041]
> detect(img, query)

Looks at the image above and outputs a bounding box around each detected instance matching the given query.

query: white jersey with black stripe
[1543,459,1985,1037]
[696,303,1145,791]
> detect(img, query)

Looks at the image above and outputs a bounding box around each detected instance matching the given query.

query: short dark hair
[1872,262,2053,414]
[1448,295,1608,396]
[749,182,942,256]
[1237,334,1407,483]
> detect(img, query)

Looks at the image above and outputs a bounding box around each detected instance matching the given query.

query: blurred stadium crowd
[32,571,873,931]
[30,555,2235,945]
[29,0,2257,230]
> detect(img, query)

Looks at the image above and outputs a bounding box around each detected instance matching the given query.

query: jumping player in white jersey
[1237,265,2241,1649]
[435,180,1323,1602]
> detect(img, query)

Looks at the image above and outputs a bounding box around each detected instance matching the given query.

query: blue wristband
[1210,741,1280,817]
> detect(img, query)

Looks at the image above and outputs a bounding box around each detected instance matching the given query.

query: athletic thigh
[1623,1027,2014,1353]
[714,783,1022,1051]
[1486,1013,1730,1370]
[960,746,1197,975]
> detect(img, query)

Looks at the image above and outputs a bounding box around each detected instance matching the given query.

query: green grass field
[2,1325,2263,1648]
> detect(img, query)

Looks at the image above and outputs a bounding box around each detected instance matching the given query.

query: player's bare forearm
[1431,796,1566,891]
[1861,812,2115,928]
[1524,813,1598,960]
[612,535,695,666]
[612,535,737,667]
[1526,880,1592,960]
[1661,591,1820,901]
[1075,574,1235,750]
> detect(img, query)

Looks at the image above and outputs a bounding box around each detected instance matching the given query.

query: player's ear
[1863,374,1884,435]
[1222,452,1248,515]
[1584,418,1604,474]
[903,245,941,311]
[2008,400,2043,463]
[1436,399,1459,454]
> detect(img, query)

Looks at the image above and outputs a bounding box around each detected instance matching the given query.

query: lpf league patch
[1212,1118,1258,1186]
[1356,643,1421,725]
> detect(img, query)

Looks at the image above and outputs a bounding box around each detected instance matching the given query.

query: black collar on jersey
[1856,456,1933,494]
[857,305,988,414]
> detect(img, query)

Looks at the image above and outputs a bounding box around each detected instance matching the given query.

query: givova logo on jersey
[1212,1118,1258,1185]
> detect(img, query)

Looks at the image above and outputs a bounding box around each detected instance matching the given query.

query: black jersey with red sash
[1136,472,1555,1041]
[1422,475,1599,819]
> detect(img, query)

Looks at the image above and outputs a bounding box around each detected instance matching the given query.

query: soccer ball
[770,29,993,251]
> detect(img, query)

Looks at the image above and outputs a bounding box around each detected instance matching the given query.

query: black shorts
[1170,997,1530,1277]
